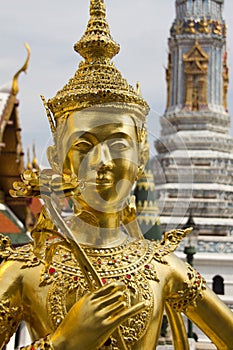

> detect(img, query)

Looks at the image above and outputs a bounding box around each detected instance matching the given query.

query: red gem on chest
[49,267,56,275]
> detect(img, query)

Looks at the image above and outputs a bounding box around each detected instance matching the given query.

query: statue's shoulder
[149,228,192,263]
[0,233,41,269]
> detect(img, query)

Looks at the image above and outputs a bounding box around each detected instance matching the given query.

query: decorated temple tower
[155,2,233,343]
[155,0,233,239]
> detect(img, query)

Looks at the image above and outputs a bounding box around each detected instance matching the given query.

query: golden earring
[136,164,144,181]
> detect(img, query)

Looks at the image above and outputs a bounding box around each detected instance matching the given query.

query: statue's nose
[89,142,113,170]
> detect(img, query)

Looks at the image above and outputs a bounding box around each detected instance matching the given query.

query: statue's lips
[96,177,113,186]
[84,175,113,186]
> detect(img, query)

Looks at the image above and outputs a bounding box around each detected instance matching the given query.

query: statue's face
[60,109,140,212]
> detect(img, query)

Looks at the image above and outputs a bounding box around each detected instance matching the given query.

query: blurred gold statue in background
[1,1,233,349]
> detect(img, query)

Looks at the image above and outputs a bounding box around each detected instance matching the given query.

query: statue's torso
[22,239,166,349]
[0,234,203,349]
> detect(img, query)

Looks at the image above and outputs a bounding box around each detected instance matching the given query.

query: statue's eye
[72,140,93,153]
[108,139,131,151]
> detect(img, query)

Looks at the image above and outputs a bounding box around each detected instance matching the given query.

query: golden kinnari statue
[1,1,233,349]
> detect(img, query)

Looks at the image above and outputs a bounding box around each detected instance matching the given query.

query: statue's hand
[51,282,145,350]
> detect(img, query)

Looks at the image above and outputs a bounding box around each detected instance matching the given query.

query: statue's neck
[65,209,128,248]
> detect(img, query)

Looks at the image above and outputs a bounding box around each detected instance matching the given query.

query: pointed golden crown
[45,0,149,126]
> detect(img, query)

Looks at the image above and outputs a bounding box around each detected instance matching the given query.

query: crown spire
[74,0,120,61]
[46,0,149,124]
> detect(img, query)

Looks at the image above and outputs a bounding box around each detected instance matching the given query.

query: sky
[1,0,233,167]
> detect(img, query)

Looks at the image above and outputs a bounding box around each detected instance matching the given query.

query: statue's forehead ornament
[41,0,149,134]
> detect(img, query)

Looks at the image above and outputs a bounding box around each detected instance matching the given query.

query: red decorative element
[126,274,131,280]
[31,347,34,350]
[125,256,129,259]
[73,276,78,282]
[145,264,150,269]
[33,257,38,262]
[101,278,107,285]
[97,260,102,265]
[49,267,56,275]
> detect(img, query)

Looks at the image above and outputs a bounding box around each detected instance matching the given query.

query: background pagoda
[154,0,233,238]
[154,0,233,345]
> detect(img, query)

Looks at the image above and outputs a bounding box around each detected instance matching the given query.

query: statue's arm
[0,263,55,349]
[0,260,23,349]
[185,286,233,350]
[165,253,233,350]
[0,258,55,350]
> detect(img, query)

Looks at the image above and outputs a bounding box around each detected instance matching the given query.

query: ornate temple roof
[0,197,29,245]
[0,44,31,246]
[0,88,16,147]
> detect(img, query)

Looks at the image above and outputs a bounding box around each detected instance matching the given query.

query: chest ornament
[40,239,160,348]
[39,229,189,349]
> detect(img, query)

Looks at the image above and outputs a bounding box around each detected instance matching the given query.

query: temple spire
[165,0,228,114]
[175,0,224,22]
[11,42,30,96]
[26,146,32,170]
[32,143,39,171]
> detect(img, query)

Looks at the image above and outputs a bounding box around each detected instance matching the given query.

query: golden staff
[42,193,128,350]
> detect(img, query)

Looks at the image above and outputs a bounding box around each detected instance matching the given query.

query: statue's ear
[47,145,61,173]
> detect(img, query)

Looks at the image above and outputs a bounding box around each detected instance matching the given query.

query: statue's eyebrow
[106,132,133,141]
